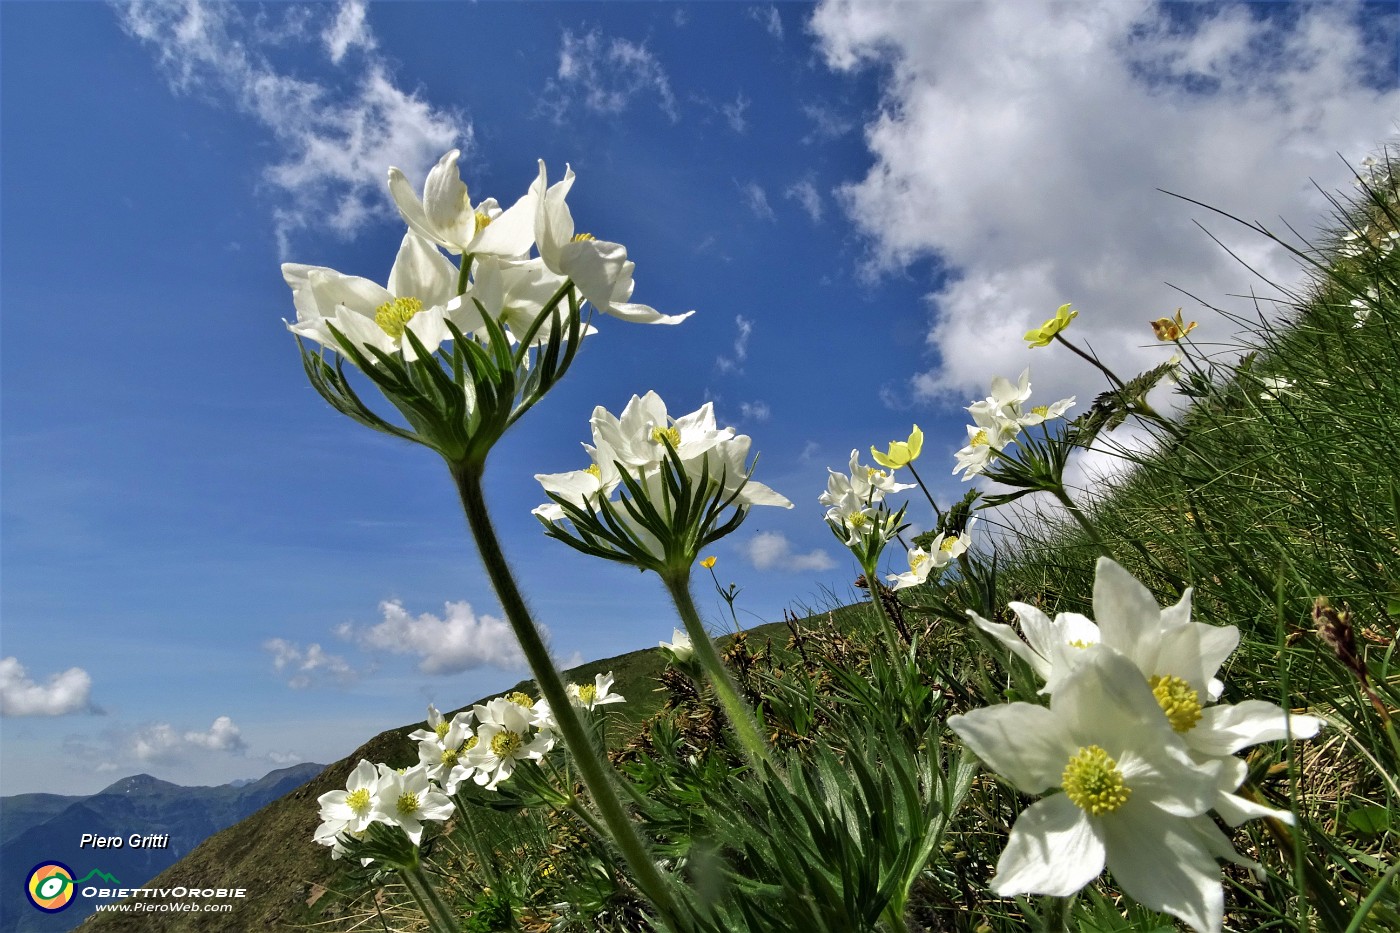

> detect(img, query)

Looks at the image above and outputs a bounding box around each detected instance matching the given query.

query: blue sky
[2,1,1396,796]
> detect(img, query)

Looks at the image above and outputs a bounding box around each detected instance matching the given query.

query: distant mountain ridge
[0,763,323,933]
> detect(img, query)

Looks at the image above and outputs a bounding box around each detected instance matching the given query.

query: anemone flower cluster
[820,449,913,551]
[533,391,791,572]
[283,151,691,368]
[952,558,1322,933]
[953,369,1074,480]
[886,518,977,591]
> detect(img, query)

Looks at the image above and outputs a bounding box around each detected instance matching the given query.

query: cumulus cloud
[549,28,678,123]
[0,657,95,716]
[742,531,836,572]
[130,716,248,761]
[716,314,754,373]
[263,638,358,689]
[809,0,1400,411]
[785,178,824,221]
[115,0,464,254]
[343,599,526,675]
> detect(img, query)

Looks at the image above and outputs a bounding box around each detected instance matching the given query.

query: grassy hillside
[76,623,792,933]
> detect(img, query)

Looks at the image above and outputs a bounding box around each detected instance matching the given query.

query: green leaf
[1345,805,1391,835]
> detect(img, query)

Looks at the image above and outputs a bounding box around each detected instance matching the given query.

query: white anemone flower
[314,759,381,845]
[589,392,733,478]
[949,648,1232,933]
[953,419,1019,480]
[973,558,1322,822]
[464,697,555,790]
[887,521,975,590]
[283,232,459,362]
[531,161,692,325]
[416,714,477,793]
[371,764,454,846]
[387,149,538,259]
[660,627,694,661]
[567,672,627,710]
[461,255,599,348]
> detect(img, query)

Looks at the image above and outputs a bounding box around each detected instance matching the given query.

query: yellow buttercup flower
[1024,303,1078,348]
[700,555,717,569]
[871,425,924,469]
[1150,308,1197,342]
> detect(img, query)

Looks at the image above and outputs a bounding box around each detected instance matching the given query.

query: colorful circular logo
[26,862,75,913]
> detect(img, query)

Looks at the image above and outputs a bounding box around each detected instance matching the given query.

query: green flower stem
[399,864,459,933]
[860,557,908,651]
[903,462,944,525]
[1049,487,1117,561]
[456,253,473,296]
[661,570,771,772]
[450,464,683,928]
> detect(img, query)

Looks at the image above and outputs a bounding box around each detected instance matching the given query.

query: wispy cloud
[741,531,835,572]
[800,101,854,144]
[548,28,679,123]
[115,0,464,255]
[0,657,95,716]
[339,599,526,675]
[722,92,751,133]
[810,0,1400,410]
[785,178,824,222]
[739,400,771,422]
[263,638,359,689]
[749,5,784,40]
[739,181,776,221]
[716,314,754,373]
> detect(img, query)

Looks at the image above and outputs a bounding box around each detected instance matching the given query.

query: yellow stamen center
[971,429,988,447]
[474,210,493,235]
[846,512,869,529]
[440,748,459,766]
[1032,405,1050,417]
[1150,675,1203,733]
[374,296,424,339]
[572,232,595,242]
[491,730,522,758]
[507,691,535,709]
[346,787,372,815]
[577,684,597,705]
[940,536,959,552]
[434,721,450,740]
[1062,745,1130,815]
[464,735,478,751]
[910,552,928,571]
[651,426,682,448]
[396,792,420,816]
[866,467,888,482]
[586,463,601,478]
[1067,639,1094,649]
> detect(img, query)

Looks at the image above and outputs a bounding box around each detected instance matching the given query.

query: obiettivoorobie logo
[25,863,120,913]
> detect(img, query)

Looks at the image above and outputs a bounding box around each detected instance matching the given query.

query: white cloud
[322,0,375,64]
[749,5,784,40]
[739,400,772,422]
[742,531,836,572]
[130,716,248,761]
[800,101,855,144]
[809,0,1400,413]
[263,638,358,689]
[716,314,755,373]
[785,178,824,221]
[722,92,751,133]
[116,0,463,254]
[739,181,776,221]
[0,657,94,716]
[345,599,526,675]
[551,28,678,123]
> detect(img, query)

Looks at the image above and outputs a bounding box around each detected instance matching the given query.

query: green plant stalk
[903,461,944,525]
[860,555,906,652]
[450,464,684,929]
[399,863,460,933]
[1049,487,1117,561]
[662,570,772,771]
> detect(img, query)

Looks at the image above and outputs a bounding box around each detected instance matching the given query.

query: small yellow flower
[1149,308,1197,342]
[700,555,717,569]
[1024,303,1078,348]
[871,425,924,469]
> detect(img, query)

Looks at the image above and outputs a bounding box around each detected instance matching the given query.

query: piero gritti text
[80,833,170,849]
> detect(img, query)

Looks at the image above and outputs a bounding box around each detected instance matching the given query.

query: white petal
[1092,558,1165,653]
[947,704,1071,794]
[990,795,1104,897]
[1102,800,1226,933]
[970,611,1052,680]
[1190,701,1322,757]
